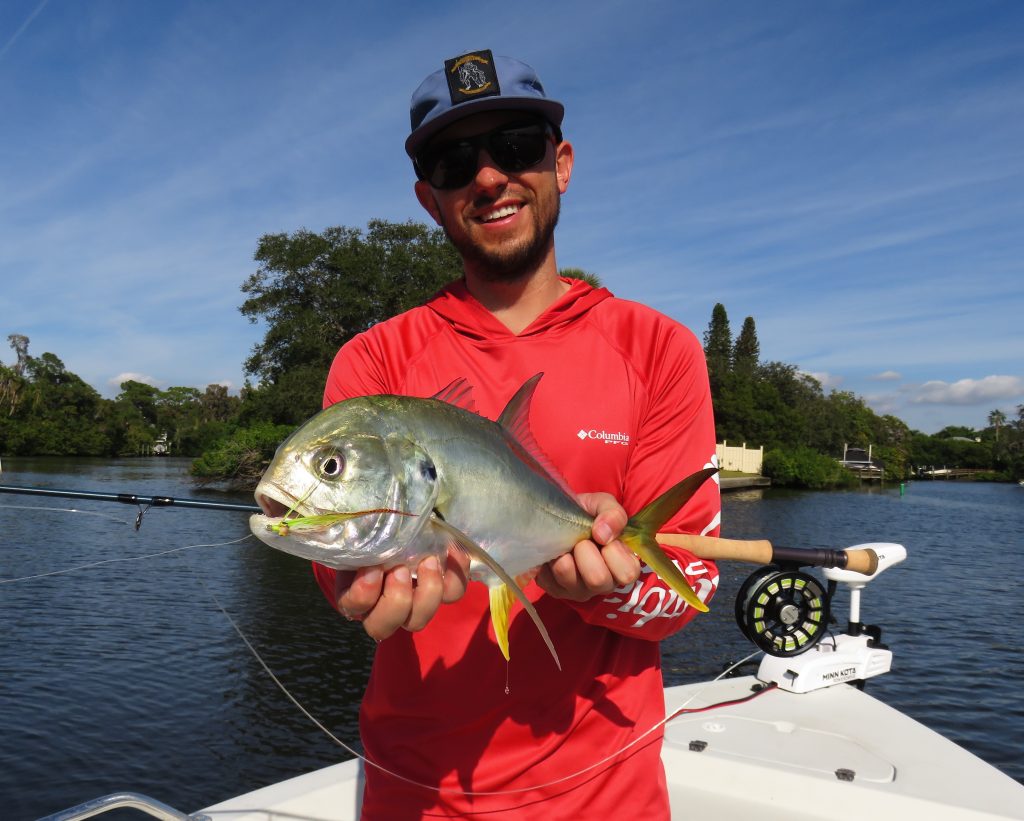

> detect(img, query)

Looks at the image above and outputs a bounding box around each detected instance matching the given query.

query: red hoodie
[314,278,720,819]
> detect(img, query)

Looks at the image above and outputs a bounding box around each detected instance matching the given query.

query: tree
[988,409,1007,442]
[239,220,461,424]
[559,267,603,288]
[732,316,760,375]
[702,303,732,398]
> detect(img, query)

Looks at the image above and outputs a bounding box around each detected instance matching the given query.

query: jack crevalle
[250,374,716,668]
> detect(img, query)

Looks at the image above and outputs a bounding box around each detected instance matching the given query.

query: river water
[1,458,1021,819]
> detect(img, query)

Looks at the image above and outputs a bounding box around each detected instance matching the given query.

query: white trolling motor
[733,543,908,694]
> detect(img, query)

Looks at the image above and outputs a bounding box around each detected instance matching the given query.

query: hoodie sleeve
[560,314,721,641]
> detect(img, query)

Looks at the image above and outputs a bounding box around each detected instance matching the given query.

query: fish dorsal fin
[496,373,577,499]
[431,377,478,413]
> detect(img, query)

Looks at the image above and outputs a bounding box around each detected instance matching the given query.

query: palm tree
[988,409,1007,442]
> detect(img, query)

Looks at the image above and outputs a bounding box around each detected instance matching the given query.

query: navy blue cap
[405,50,564,158]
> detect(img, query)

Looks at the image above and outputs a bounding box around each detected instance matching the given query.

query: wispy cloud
[0,0,48,60]
[1,1,1022,436]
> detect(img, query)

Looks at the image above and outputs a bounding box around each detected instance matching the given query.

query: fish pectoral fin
[429,518,561,671]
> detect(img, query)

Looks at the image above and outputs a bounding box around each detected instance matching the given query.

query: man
[313,50,720,819]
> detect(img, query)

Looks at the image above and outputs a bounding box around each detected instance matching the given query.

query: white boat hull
[200,675,1024,820]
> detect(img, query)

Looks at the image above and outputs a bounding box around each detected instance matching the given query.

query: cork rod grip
[654,532,879,576]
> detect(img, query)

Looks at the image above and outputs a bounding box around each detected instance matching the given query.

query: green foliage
[702,303,732,396]
[0,336,241,459]
[189,421,296,489]
[706,306,942,486]
[559,267,603,288]
[732,316,760,375]
[240,220,461,424]
[762,446,860,489]
[6,243,1021,496]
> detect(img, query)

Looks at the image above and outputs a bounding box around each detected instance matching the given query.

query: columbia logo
[576,428,631,446]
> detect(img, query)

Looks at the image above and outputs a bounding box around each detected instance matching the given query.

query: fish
[249,374,716,668]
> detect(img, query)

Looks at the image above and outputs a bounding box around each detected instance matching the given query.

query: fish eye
[318,453,345,479]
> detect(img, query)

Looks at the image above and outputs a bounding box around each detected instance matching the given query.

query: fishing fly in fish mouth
[249,373,716,669]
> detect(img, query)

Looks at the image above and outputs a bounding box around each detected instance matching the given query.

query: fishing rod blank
[0,484,261,514]
[0,483,878,573]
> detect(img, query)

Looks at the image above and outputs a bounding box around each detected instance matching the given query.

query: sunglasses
[415,120,557,190]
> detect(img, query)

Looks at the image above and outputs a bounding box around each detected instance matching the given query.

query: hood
[427,277,613,342]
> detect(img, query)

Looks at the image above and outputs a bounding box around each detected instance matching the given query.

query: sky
[1,0,1021,435]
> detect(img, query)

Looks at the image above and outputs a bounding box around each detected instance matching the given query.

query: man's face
[414,111,573,282]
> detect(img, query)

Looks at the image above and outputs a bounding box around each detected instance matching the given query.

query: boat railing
[36,792,210,821]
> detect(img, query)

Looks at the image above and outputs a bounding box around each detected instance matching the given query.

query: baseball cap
[405,49,564,158]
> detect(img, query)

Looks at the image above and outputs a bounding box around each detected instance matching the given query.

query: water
[1,459,1021,818]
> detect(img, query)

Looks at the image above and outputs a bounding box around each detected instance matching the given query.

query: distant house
[839,444,883,480]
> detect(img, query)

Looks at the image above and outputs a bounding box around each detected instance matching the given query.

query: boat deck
[199,676,1024,820]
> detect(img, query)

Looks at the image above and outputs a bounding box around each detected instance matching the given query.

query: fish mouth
[254,483,319,521]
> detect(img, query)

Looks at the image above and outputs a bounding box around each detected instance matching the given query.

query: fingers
[334,551,470,641]
[577,491,628,545]
[441,547,470,603]
[536,540,642,602]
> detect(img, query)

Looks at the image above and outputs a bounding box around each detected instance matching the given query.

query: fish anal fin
[489,585,516,661]
[429,517,561,670]
[496,374,577,500]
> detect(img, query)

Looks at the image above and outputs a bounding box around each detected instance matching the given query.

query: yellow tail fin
[620,467,718,613]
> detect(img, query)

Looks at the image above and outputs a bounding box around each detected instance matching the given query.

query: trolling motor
[736,543,908,693]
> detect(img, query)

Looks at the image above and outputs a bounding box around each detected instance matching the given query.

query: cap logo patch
[445,50,501,105]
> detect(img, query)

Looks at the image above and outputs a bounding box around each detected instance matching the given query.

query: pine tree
[703,303,733,384]
[733,316,760,374]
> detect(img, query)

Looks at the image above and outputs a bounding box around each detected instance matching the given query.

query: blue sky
[1,0,1021,435]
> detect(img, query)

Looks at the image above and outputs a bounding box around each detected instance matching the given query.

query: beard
[439,191,561,283]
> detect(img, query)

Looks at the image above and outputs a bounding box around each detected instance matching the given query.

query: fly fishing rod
[0,483,260,529]
[0,482,878,574]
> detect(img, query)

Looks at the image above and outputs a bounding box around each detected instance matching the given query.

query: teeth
[481,204,519,222]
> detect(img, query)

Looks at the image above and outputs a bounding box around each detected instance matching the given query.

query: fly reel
[735,566,831,657]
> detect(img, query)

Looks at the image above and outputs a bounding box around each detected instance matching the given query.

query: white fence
[716,441,764,475]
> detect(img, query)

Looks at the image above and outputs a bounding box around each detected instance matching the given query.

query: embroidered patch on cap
[444,50,501,105]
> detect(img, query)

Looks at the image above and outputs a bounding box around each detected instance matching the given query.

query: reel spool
[735,566,830,657]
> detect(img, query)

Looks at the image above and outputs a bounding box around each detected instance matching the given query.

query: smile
[479,204,520,223]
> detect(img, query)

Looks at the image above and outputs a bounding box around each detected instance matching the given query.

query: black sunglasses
[415,120,558,190]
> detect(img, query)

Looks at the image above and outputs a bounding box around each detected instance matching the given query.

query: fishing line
[0,502,132,526]
[2,490,771,798]
[0,535,254,584]
[200,572,769,800]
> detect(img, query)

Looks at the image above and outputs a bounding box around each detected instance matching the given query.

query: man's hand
[536,492,641,602]
[333,548,470,641]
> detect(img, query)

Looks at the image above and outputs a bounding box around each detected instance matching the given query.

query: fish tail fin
[620,467,718,614]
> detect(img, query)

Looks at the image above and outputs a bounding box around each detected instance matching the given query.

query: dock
[721,476,771,491]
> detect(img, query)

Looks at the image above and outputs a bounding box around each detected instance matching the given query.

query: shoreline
[720,475,771,491]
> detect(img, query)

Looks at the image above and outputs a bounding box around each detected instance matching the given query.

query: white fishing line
[2,502,761,800]
[197,561,767,800]
[0,535,253,584]
[0,502,132,525]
